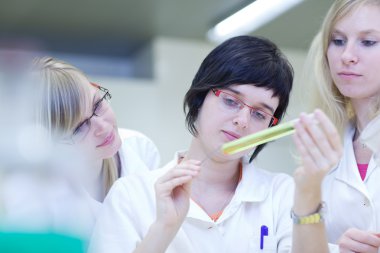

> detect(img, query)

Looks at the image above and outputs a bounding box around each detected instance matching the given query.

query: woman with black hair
[90,36,341,253]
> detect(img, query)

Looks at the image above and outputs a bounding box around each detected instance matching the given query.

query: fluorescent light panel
[208,0,304,43]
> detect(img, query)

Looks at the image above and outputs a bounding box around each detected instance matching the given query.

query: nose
[232,107,250,129]
[341,43,358,65]
[91,116,109,137]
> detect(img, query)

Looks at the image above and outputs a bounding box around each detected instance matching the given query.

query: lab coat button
[363,198,370,206]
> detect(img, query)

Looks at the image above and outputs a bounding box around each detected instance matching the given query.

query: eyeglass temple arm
[90,82,108,92]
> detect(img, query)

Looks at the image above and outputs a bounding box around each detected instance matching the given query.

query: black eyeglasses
[71,83,112,142]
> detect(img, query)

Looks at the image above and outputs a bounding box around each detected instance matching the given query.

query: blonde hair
[306,0,380,133]
[33,57,118,194]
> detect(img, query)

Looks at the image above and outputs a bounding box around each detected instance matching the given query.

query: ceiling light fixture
[207,0,304,43]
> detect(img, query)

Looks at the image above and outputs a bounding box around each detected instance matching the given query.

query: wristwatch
[291,202,325,224]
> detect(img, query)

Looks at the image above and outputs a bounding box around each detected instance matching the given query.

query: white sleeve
[118,128,161,171]
[273,174,294,253]
[88,175,155,253]
[135,133,160,170]
[276,175,338,253]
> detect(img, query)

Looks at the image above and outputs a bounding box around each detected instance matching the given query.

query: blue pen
[260,225,268,250]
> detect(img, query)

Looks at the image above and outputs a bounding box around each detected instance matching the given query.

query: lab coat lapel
[334,125,369,197]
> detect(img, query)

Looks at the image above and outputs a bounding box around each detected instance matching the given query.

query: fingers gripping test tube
[222,119,298,155]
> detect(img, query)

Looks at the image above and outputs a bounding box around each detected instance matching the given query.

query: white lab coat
[80,128,161,229]
[0,128,160,240]
[85,128,161,232]
[117,128,161,177]
[361,114,380,166]
[89,152,294,253]
[322,124,380,252]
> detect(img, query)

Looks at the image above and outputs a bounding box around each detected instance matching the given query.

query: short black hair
[183,35,294,161]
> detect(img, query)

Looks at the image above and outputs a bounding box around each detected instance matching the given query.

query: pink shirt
[357,163,369,181]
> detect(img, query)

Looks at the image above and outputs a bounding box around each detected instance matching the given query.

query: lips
[97,131,115,148]
[338,71,362,77]
[222,130,241,141]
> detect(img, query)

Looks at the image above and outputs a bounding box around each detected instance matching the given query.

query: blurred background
[0,0,333,174]
[0,0,334,248]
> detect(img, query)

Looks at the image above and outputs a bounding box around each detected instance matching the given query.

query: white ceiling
[0,0,333,57]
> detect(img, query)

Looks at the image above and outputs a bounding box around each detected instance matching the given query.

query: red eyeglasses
[212,89,278,127]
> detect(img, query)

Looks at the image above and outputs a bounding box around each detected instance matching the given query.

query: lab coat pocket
[250,235,277,252]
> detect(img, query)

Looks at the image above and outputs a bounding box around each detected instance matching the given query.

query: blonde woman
[306,0,380,252]
[33,57,160,219]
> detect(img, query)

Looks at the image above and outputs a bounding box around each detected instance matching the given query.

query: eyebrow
[360,29,380,35]
[332,29,380,36]
[225,87,276,113]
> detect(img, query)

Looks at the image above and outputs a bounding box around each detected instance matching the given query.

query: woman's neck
[186,138,241,216]
[186,138,241,192]
[351,98,374,131]
[351,101,373,164]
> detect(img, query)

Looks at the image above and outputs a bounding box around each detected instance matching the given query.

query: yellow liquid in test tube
[222,119,298,155]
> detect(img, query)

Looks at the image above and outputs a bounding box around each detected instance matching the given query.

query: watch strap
[291,202,325,224]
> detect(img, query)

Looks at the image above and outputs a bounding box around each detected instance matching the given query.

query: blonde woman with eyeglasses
[32,57,160,226]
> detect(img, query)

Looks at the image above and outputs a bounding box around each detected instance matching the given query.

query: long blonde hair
[306,0,380,133]
[33,57,118,194]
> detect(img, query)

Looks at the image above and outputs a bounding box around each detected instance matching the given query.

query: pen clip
[260,225,268,250]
